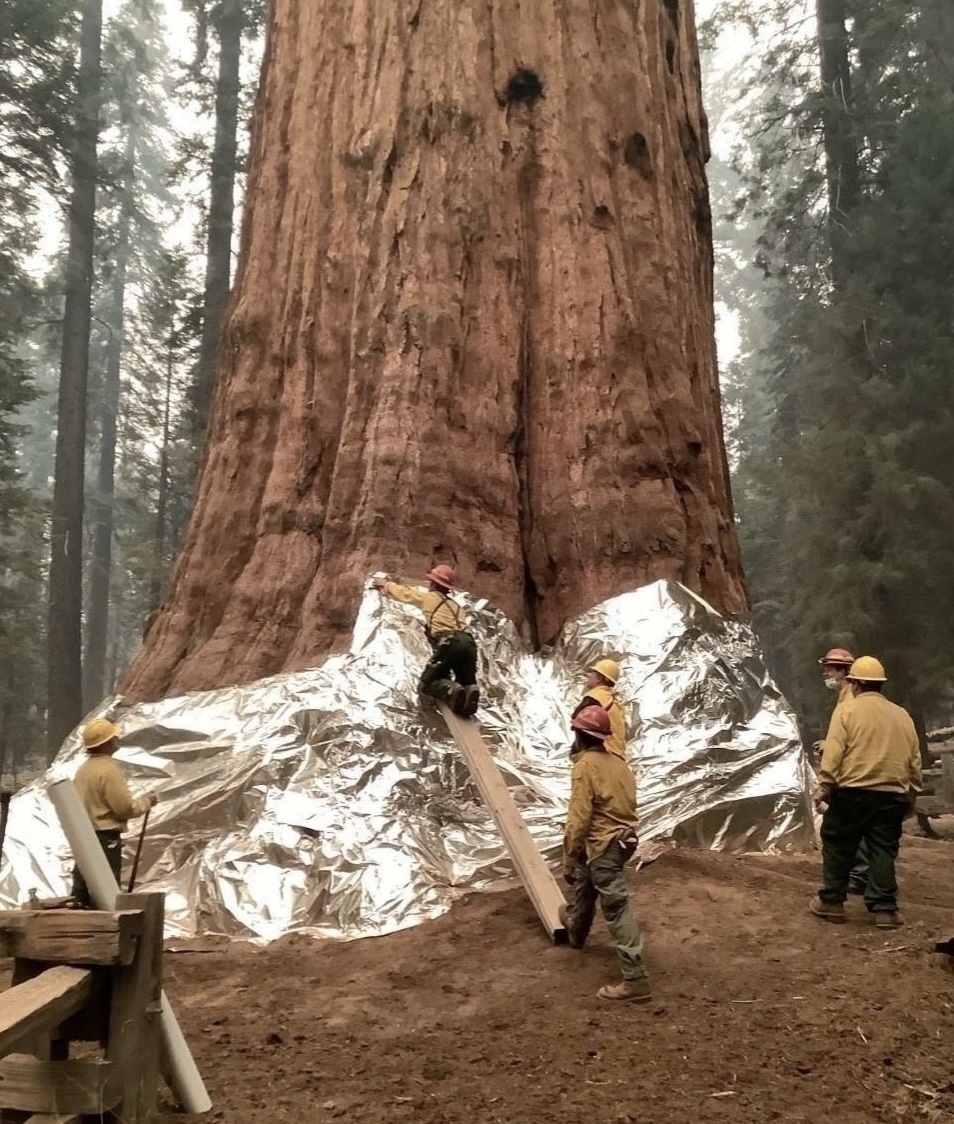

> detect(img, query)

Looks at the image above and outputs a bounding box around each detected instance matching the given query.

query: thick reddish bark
[122,0,747,701]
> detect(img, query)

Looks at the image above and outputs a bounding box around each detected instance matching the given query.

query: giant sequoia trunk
[122,0,747,702]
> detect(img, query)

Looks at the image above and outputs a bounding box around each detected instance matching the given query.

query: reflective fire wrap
[0,580,813,940]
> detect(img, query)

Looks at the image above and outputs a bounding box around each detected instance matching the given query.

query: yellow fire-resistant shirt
[576,684,627,759]
[563,749,638,872]
[383,582,467,635]
[74,753,149,831]
[819,692,922,794]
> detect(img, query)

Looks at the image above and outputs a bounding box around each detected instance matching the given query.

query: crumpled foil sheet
[0,579,813,941]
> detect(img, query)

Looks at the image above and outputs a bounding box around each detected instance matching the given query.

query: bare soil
[157,839,954,1124]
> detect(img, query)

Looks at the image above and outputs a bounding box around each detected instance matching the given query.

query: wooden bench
[0,893,163,1122]
[917,753,954,835]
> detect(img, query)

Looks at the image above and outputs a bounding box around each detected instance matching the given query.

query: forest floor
[156,829,954,1124]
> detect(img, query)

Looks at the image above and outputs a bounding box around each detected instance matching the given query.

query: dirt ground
[157,836,954,1124]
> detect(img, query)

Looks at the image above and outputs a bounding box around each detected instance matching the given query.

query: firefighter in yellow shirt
[372,564,480,717]
[813,647,856,758]
[558,706,650,1003]
[571,658,626,758]
[70,719,157,907]
[810,657,921,929]
[814,647,868,894]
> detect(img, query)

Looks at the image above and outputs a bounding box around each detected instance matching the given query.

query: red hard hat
[427,564,456,589]
[819,647,854,667]
[571,705,612,740]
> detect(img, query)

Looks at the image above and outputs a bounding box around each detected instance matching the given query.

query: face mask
[823,678,839,691]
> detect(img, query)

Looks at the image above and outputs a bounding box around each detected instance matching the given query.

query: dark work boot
[461,685,480,718]
[447,683,467,715]
[810,896,846,923]
[558,904,584,949]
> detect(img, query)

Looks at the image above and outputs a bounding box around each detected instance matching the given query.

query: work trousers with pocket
[818,788,907,913]
[419,630,478,703]
[849,837,870,891]
[71,828,122,906]
[565,839,647,981]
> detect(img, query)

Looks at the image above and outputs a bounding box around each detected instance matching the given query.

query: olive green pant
[565,841,647,981]
[819,789,905,913]
[71,830,122,906]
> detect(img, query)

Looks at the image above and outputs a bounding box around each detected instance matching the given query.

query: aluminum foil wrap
[0,579,813,941]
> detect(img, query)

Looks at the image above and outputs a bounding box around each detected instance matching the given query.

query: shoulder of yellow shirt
[840,692,915,725]
[585,684,615,707]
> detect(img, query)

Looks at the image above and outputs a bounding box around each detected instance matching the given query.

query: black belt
[426,628,471,645]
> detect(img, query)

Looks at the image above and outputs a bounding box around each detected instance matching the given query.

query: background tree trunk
[122,0,747,702]
[190,0,242,440]
[815,0,860,286]
[84,160,132,711]
[151,344,176,611]
[46,0,102,753]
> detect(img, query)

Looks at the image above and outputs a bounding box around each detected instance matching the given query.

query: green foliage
[0,0,75,770]
[709,0,954,736]
[0,0,75,193]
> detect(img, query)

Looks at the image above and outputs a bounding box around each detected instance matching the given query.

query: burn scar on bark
[623,132,653,178]
[500,68,544,107]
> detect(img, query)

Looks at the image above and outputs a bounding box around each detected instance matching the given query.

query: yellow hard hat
[847,656,887,683]
[82,718,121,750]
[589,658,620,685]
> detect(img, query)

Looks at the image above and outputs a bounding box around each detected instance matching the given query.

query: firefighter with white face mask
[813,647,868,895]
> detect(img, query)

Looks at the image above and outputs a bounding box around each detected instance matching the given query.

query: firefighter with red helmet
[814,647,868,895]
[559,705,651,1003]
[372,564,480,718]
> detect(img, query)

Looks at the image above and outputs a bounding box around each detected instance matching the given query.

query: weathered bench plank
[0,966,91,1060]
[0,1054,118,1113]
[0,910,143,966]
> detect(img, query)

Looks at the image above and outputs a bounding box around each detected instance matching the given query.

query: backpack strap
[425,594,465,638]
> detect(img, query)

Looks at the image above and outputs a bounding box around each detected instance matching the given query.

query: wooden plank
[109,893,164,1124]
[0,911,142,966]
[439,706,568,944]
[0,1055,118,1114]
[10,959,109,1048]
[24,1115,80,1124]
[0,967,91,1061]
[915,796,954,817]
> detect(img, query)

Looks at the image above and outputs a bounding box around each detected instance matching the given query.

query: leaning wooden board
[439,705,568,944]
